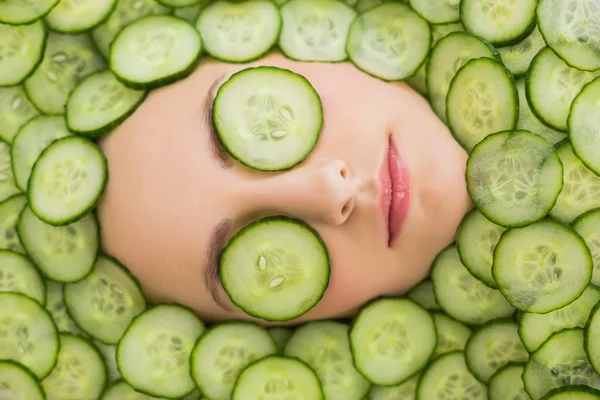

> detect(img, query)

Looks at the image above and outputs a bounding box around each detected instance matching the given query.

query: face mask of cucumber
[1,0,600,399]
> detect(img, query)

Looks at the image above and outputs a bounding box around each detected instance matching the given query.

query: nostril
[340,166,348,179]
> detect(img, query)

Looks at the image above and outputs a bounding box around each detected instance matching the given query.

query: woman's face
[97,52,472,324]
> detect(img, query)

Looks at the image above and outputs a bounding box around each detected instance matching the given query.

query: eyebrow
[204,218,231,311]
[204,75,232,169]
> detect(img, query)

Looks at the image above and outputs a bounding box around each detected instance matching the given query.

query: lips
[379,138,411,248]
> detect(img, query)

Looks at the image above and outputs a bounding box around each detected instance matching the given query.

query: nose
[245,158,357,226]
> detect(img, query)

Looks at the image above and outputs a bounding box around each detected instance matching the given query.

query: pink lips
[379,138,411,248]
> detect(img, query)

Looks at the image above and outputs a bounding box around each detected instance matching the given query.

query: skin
[97,52,472,325]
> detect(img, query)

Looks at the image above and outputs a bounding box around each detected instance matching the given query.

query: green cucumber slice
[498,26,546,77]
[537,0,600,72]
[431,22,464,43]
[157,0,201,6]
[586,300,600,376]
[488,363,529,400]
[493,219,592,313]
[541,386,600,400]
[28,136,108,226]
[197,0,281,63]
[0,250,45,305]
[0,0,59,25]
[0,361,45,400]
[369,372,420,400]
[0,20,47,86]
[117,304,206,398]
[446,57,518,152]
[0,140,22,204]
[279,0,357,62]
[409,0,459,24]
[0,194,27,254]
[431,312,472,358]
[406,279,441,311]
[573,209,600,287]
[466,130,563,228]
[213,67,323,172]
[18,205,99,283]
[284,321,371,400]
[0,86,40,144]
[346,2,431,81]
[101,379,168,400]
[569,77,600,176]
[110,15,202,90]
[269,327,294,352]
[41,333,108,400]
[0,292,59,379]
[520,285,600,353]
[173,2,209,23]
[44,0,118,33]
[349,298,436,386]
[66,69,147,137]
[431,245,515,326]
[11,115,72,192]
[45,280,86,336]
[95,341,121,384]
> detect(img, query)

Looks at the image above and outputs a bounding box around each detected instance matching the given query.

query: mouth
[379,137,411,248]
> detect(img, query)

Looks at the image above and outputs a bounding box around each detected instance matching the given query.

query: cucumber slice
[0,21,46,86]
[0,140,22,204]
[460,0,537,46]
[220,217,329,322]
[117,304,206,398]
[190,322,278,400]
[493,219,592,313]
[446,58,518,152]
[24,32,106,115]
[232,356,323,400]
[515,79,567,146]
[586,300,600,375]
[466,130,563,228]
[0,86,40,144]
[41,333,108,400]
[64,256,147,344]
[416,351,487,400]
[197,0,281,63]
[279,0,357,62]
[0,361,45,400]
[18,205,99,283]
[346,2,431,81]
[44,0,118,33]
[426,31,497,123]
[0,250,45,305]
[101,379,168,400]
[550,141,600,224]
[66,70,146,137]
[349,298,436,386]
[0,0,59,25]
[369,372,420,400]
[354,0,402,13]
[431,245,515,326]
[157,0,201,6]
[269,327,294,352]
[409,0,459,24]
[464,319,528,383]
[173,2,209,23]
[28,136,107,226]
[213,67,323,172]
[0,194,27,254]
[523,328,600,399]
[92,0,172,59]
[406,279,441,311]
[569,77,600,176]
[537,0,600,72]
[11,115,72,192]
[45,280,86,335]
[520,286,600,353]
[283,321,371,400]
[431,312,472,358]
[0,292,59,379]
[526,47,599,133]
[498,26,546,78]
[110,15,202,90]
[573,209,600,287]
[431,22,464,43]
[95,341,121,384]
[456,209,507,288]
[542,386,600,400]
[488,363,529,400]
[405,62,428,96]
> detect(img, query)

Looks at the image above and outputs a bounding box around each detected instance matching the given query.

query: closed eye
[204,74,232,169]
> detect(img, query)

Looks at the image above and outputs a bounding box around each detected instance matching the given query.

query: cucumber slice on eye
[466,130,564,228]
[349,298,437,386]
[0,0,59,25]
[488,363,529,400]
[232,356,324,400]
[279,0,357,63]
[221,217,329,321]
[0,250,46,305]
[110,15,202,90]
[446,58,518,152]
[66,70,147,138]
[493,219,592,313]
[0,86,40,144]
[537,0,600,72]
[346,2,431,81]
[213,67,323,172]
[573,209,600,287]
[0,21,47,87]
[196,0,281,63]
[0,361,45,400]
[190,322,278,400]
[44,0,118,34]
[0,292,59,379]
[569,77,600,176]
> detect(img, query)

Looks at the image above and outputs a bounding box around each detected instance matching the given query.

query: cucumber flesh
[406,279,441,311]
[44,0,118,33]
[45,280,86,336]
[409,0,460,24]
[569,77,600,176]
[0,140,22,204]
[0,0,59,25]
[0,86,40,144]
[0,194,27,254]
[585,300,600,376]
[541,386,600,400]
[498,26,546,77]
[488,363,529,400]
[0,361,45,400]
[431,312,472,358]
[573,209,600,287]
[101,379,168,399]
[0,250,46,305]
[368,372,420,400]
[0,21,46,86]
[95,341,121,384]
